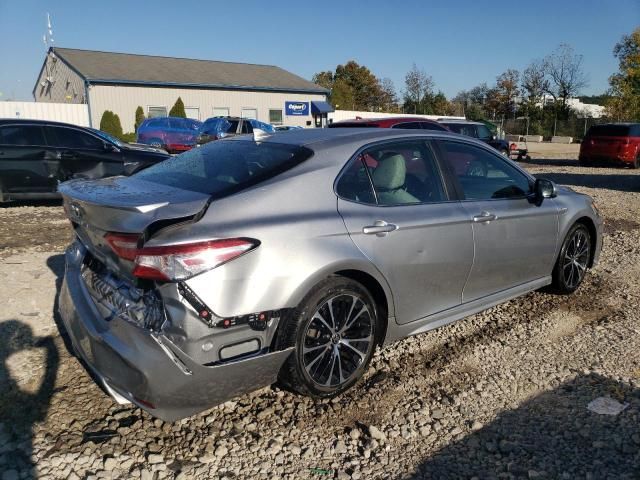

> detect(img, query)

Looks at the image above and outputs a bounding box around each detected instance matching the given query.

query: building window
[148,106,168,118]
[269,109,283,125]
[241,108,258,120]
[185,107,200,120]
[213,107,230,117]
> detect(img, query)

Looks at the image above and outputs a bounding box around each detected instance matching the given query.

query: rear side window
[45,127,103,149]
[443,123,477,137]
[133,140,313,198]
[421,122,448,131]
[0,125,46,146]
[587,125,631,137]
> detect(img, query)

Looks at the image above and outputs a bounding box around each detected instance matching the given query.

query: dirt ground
[0,155,639,479]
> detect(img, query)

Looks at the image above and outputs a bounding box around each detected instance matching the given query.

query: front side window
[45,127,103,149]
[337,141,446,206]
[476,124,492,140]
[439,140,531,200]
[0,125,46,146]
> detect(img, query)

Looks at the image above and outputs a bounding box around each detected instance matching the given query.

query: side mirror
[534,178,557,200]
[104,142,119,153]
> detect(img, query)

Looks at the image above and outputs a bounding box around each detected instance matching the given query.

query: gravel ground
[0,157,639,479]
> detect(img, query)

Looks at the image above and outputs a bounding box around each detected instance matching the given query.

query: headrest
[372,153,406,190]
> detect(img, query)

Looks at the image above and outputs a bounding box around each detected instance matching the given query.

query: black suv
[438,120,510,156]
[0,119,170,202]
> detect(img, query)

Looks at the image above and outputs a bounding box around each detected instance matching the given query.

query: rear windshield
[133,139,313,197]
[587,125,632,137]
[328,122,379,128]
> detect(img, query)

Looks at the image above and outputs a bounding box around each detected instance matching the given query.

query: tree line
[312,26,639,135]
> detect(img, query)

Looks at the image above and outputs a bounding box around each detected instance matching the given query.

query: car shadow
[46,254,75,357]
[408,373,640,479]
[520,158,579,168]
[0,199,62,209]
[531,172,640,193]
[0,319,59,478]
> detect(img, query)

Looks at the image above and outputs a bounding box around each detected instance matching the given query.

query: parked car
[328,116,449,131]
[58,128,602,421]
[579,123,640,169]
[197,117,275,145]
[137,117,202,153]
[0,119,170,202]
[438,120,511,156]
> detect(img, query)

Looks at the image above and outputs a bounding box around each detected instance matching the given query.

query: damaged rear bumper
[58,242,293,421]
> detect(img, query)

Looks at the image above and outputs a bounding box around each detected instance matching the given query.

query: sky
[0,0,638,101]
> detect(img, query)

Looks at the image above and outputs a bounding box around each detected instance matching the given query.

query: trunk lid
[59,176,210,278]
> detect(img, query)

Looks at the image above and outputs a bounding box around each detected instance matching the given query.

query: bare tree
[404,63,434,114]
[521,60,549,107]
[543,44,589,108]
[379,77,399,112]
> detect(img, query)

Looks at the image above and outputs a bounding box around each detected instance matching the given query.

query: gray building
[33,47,332,131]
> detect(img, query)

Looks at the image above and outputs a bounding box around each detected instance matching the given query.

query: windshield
[91,128,124,147]
[133,139,313,198]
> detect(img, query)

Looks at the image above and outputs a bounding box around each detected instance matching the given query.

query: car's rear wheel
[551,223,592,294]
[277,277,378,398]
[632,153,640,169]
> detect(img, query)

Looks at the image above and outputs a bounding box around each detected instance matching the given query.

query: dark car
[0,119,170,202]
[579,123,640,169]
[438,120,510,156]
[197,117,275,145]
[328,116,450,131]
[137,117,202,153]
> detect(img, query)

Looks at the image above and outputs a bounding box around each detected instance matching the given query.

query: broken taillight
[105,233,259,282]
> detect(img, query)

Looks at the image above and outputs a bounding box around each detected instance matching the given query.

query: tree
[606,27,640,121]
[379,78,400,112]
[312,71,334,91]
[403,63,434,114]
[543,44,588,109]
[521,60,549,109]
[169,97,186,117]
[334,61,384,111]
[99,110,123,138]
[494,69,520,118]
[134,106,145,132]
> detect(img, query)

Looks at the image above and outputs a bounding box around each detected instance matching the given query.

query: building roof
[50,47,328,94]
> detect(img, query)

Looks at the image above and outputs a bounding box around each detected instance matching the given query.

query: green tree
[169,97,186,117]
[606,27,640,121]
[134,106,145,132]
[99,110,123,138]
[334,61,384,111]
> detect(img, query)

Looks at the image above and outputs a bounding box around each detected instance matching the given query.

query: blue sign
[285,101,309,116]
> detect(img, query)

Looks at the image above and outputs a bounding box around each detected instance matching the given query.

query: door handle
[363,220,398,236]
[473,211,497,223]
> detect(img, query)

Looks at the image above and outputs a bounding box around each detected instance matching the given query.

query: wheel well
[575,216,597,267]
[335,269,389,345]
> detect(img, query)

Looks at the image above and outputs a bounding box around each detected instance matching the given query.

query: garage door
[241,108,257,120]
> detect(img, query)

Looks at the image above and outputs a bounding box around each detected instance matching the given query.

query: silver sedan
[58,128,602,420]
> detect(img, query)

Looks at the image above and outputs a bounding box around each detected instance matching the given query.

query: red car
[579,123,640,169]
[328,116,450,131]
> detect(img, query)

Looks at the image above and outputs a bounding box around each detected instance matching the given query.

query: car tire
[578,157,590,167]
[277,276,378,399]
[632,153,640,170]
[551,223,592,294]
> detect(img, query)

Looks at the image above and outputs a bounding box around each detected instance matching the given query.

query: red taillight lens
[132,238,259,281]
[105,233,140,261]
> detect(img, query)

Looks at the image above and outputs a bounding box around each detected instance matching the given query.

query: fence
[502,117,610,141]
[0,101,90,127]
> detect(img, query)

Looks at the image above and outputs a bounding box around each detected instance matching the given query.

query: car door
[0,124,55,193]
[436,139,559,302]
[44,126,123,181]
[337,139,474,324]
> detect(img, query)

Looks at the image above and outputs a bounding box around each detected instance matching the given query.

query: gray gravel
[0,157,639,479]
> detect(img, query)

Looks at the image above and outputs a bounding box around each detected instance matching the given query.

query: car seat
[372,153,420,204]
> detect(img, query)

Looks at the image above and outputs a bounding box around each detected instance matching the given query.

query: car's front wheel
[551,223,592,294]
[277,277,378,398]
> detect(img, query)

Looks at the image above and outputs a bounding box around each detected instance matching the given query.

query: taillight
[133,239,259,281]
[105,233,140,261]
